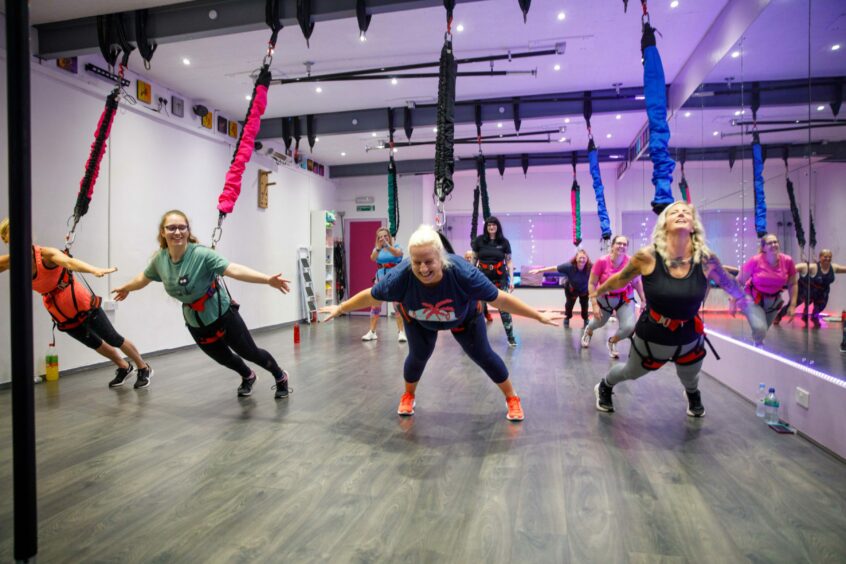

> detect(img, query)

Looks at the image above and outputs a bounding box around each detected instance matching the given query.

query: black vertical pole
[6,0,38,561]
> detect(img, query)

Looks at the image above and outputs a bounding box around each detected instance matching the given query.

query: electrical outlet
[795,387,810,409]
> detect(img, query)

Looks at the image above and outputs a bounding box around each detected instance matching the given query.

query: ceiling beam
[259,77,845,140]
[327,140,846,178]
[34,0,487,59]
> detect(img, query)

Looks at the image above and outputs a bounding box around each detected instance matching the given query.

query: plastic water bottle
[755,383,767,418]
[45,344,59,381]
[764,387,780,424]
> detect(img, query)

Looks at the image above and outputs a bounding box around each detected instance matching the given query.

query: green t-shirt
[144,243,231,327]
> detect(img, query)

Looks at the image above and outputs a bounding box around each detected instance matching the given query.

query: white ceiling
[29,0,186,25]
[27,0,846,168]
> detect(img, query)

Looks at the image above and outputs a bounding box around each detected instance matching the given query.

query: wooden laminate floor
[2,316,846,563]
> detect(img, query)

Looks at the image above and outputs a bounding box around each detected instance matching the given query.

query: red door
[346,219,384,313]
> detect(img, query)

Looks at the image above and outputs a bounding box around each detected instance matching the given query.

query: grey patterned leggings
[586,294,637,341]
[605,334,704,392]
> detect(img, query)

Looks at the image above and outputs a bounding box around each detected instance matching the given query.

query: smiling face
[161,213,191,250]
[410,244,444,286]
[575,251,588,269]
[819,250,833,268]
[486,222,498,237]
[610,236,629,259]
[665,203,694,234]
[761,234,780,256]
[376,228,391,246]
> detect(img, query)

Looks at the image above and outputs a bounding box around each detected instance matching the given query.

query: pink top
[742,253,796,296]
[592,254,635,296]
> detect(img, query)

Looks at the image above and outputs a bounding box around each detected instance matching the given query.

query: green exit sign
[356,204,375,212]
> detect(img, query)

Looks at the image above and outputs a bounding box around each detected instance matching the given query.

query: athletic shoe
[506,396,524,421]
[594,380,614,412]
[274,370,290,399]
[361,330,378,341]
[507,336,518,348]
[840,341,846,353]
[563,317,570,328]
[684,389,706,417]
[237,371,257,397]
[580,328,592,348]
[133,365,153,389]
[606,338,619,359]
[811,316,821,328]
[397,392,415,415]
[109,363,135,388]
[398,331,408,343]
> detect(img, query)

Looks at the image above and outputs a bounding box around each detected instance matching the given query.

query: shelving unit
[310,210,337,309]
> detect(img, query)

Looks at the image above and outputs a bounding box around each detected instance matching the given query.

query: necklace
[668,256,691,268]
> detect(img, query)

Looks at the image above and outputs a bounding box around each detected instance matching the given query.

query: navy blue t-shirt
[371,254,499,331]
[556,263,590,294]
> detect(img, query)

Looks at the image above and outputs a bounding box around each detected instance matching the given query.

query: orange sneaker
[397,392,416,415]
[506,396,524,421]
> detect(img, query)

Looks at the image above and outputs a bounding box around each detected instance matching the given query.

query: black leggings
[403,313,509,384]
[187,308,285,379]
[564,287,589,321]
[63,307,125,350]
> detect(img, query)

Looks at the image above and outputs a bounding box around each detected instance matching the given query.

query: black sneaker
[684,389,706,417]
[594,379,614,412]
[840,342,846,353]
[563,317,570,328]
[274,370,290,399]
[507,336,518,348]
[237,371,257,397]
[109,363,135,388]
[133,365,153,389]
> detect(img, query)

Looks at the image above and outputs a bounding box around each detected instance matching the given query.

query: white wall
[0,54,335,383]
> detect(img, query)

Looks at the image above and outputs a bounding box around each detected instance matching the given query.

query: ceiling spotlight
[432,127,438,133]
[315,137,320,143]
[635,95,645,100]
[558,137,567,142]
[615,114,622,120]
[371,132,377,137]
[392,148,398,153]
[245,94,251,100]
[557,11,566,21]
[606,133,612,139]
[315,86,323,93]
[553,63,561,71]
[497,122,503,128]
[564,117,571,123]
[731,50,740,58]
[456,23,465,32]
[832,44,841,51]
[391,78,398,85]
[684,111,691,117]
[182,58,191,66]
[341,152,347,157]
[734,110,741,116]
[817,105,825,111]
[713,130,720,136]
[359,33,367,42]
[670,1,679,8]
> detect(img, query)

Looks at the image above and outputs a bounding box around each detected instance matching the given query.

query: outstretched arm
[0,254,8,273]
[224,263,290,293]
[832,263,846,274]
[112,272,152,301]
[40,246,116,277]
[320,288,381,322]
[527,266,556,275]
[593,250,653,298]
[491,291,561,326]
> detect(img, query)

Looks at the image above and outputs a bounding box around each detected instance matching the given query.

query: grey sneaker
[133,365,153,389]
[581,328,592,348]
[274,370,290,399]
[109,363,135,388]
[237,371,257,397]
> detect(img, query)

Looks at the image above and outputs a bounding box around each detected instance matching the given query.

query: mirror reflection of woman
[529,249,592,328]
[775,249,845,327]
[321,225,562,421]
[733,234,798,347]
[471,216,517,347]
[361,227,406,342]
[591,202,749,418]
[0,218,153,389]
[582,236,646,358]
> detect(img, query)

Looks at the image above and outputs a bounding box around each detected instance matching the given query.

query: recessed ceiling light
[832,44,841,51]
[635,95,645,100]
[497,122,503,128]
[615,114,622,120]
[684,111,691,118]
[817,105,825,111]
[371,132,377,137]
[558,136,567,142]
[610,154,621,159]
[553,63,561,71]
[432,127,438,133]
[391,78,398,85]
[341,152,346,156]
[731,50,740,58]
[182,57,191,66]
[359,34,367,42]
[606,133,612,138]
[734,110,741,116]
[456,23,464,32]
[557,11,566,21]
[315,137,320,142]
[670,1,679,8]
[315,86,322,93]
[393,148,398,153]
[713,130,720,136]
[564,117,571,123]
[245,94,251,100]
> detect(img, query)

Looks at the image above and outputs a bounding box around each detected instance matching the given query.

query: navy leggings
[402,313,509,384]
[187,307,285,380]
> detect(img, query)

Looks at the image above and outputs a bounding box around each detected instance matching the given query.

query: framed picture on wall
[136,80,152,104]
[201,112,213,129]
[217,115,228,134]
[171,96,184,118]
[228,121,238,138]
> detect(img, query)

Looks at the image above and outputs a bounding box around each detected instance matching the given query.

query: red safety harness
[597,291,633,314]
[186,278,238,345]
[749,284,784,314]
[630,308,718,371]
[478,260,505,276]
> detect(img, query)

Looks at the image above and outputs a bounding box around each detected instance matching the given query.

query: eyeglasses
[164,224,189,233]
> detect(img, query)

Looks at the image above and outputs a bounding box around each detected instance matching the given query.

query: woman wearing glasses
[113,210,292,399]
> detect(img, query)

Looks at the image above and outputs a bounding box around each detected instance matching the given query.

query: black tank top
[635,250,708,346]
[809,262,835,294]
